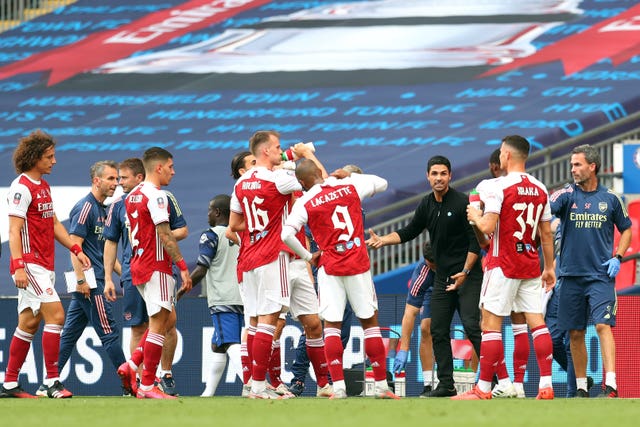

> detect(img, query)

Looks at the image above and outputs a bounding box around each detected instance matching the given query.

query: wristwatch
[462,268,471,275]
[77,279,86,285]
[615,254,623,262]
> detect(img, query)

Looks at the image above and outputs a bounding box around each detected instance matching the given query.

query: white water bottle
[281,142,315,161]
[394,371,406,397]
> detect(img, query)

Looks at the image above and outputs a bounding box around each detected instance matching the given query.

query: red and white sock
[140,332,164,389]
[251,324,275,383]
[364,327,387,382]
[478,330,502,392]
[324,328,344,382]
[43,324,62,382]
[240,342,251,384]
[531,325,553,388]
[306,337,329,387]
[3,328,34,386]
[512,323,530,384]
[495,356,509,381]
[130,328,148,368]
[268,340,282,387]
[246,325,256,381]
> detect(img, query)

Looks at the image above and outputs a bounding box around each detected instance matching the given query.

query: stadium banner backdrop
[3,0,640,294]
[1,295,638,398]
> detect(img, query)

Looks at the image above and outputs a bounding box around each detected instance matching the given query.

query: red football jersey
[7,174,56,270]
[230,167,301,270]
[287,174,386,276]
[481,173,551,279]
[125,182,173,285]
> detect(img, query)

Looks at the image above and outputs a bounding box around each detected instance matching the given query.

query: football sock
[531,325,553,378]
[306,336,329,387]
[140,332,164,388]
[605,372,617,389]
[324,328,344,382]
[251,324,275,383]
[240,342,251,384]
[43,324,62,382]
[268,340,282,387]
[479,330,502,393]
[363,327,387,382]
[226,343,243,383]
[423,370,438,387]
[202,352,227,397]
[130,328,148,367]
[4,328,34,384]
[512,323,530,383]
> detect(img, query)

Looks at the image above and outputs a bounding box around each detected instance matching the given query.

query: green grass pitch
[1,397,639,427]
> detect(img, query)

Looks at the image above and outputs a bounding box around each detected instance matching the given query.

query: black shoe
[159,374,177,396]
[46,380,73,398]
[598,385,618,398]
[0,384,36,398]
[427,385,457,397]
[289,381,305,397]
[419,385,432,398]
[575,388,589,398]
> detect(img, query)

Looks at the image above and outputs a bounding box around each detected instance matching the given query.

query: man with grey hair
[40,160,130,395]
[550,144,632,398]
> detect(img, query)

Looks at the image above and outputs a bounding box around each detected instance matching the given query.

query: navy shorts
[210,310,244,347]
[406,282,432,321]
[122,279,148,327]
[557,275,616,330]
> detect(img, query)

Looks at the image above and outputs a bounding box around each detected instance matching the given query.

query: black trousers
[429,270,482,388]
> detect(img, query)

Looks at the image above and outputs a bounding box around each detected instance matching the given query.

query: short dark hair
[249,130,279,156]
[211,194,231,217]
[427,155,451,174]
[231,151,253,180]
[489,148,501,166]
[572,144,601,175]
[142,147,173,173]
[119,158,145,178]
[502,135,530,159]
[13,129,56,174]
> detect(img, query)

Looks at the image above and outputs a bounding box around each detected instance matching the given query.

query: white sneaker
[200,388,214,397]
[241,384,251,398]
[329,388,348,399]
[374,386,400,400]
[35,384,48,397]
[316,383,333,398]
[248,388,284,399]
[274,383,295,398]
[514,382,526,399]
[492,382,517,398]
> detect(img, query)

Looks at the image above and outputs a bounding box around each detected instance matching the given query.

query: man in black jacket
[367,155,482,397]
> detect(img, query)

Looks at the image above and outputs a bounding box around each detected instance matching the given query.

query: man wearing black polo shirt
[367,155,482,397]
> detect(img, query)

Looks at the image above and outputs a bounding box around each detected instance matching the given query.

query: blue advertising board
[0,294,607,397]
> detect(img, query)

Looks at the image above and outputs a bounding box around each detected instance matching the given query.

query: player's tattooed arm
[157,222,185,262]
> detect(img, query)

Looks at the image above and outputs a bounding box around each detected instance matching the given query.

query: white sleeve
[282,199,312,261]
[7,182,32,218]
[480,178,503,215]
[148,188,170,225]
[350,173,388,200]
[281,225,312,262]
[275,169,302,195]
[230,185,242,214]
[284,198,309,233]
